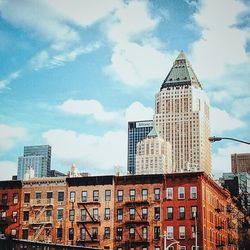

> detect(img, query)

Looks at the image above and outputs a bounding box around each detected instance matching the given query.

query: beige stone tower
[135,127,172,175]
[154,51,211,174]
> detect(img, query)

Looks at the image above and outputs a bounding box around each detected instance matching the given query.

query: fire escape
[123,200,150,249]
[76,199,100,245]
[30,198,53,242]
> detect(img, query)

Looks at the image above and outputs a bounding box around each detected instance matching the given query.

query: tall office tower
[136,127,172,175]
[231,153,250,174]
[154,51,211,174]
[127,120,153,174]
[17,145,51,180]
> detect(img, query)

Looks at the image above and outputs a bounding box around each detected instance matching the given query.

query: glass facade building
[17,145,51,180]
[127,120,153,174]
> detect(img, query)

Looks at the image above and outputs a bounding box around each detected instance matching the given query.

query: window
[105,190,111,201]
[142,227,148,240]
[129,189,136,200]
[13,193,18,204]
[129,208,135,220]
[142,207,148,220]
[46,210,52,221]
[2,193,8,205]
[167,226,173,239]
[167,207,173,219]
[58,192,64,202]
[70,192,75,202]
[1,211,6,220]
[190,187,197,199]
[116,227,123,241]
[23,211,29,221]
[80,228,86,240]
[155,247,160,250]
[117,208,123,221]
[47,192,53,199]
[178,187,185,199]
[69,228,74,240]
[35,192,41,203]
[166,188,173,199]
[117,190,123,202]
[105,208,110,220]
[12,211,17,222]
[22,229,28,239]
[154,188,160,200]
[154,226,160,240]
[93,208,99,221]
[142,189,148,200]
[57,209,63,220]
[180,247,186,250]
[92,227,98,239]
[104,227,110,239]
[24,193,30,203]
[11,229,17,237]
[82,191,87,202]
[93,190,99,201]
[191,225,196,238]
[81,209,87,221]
[179,206,185,219]
[129,227,135,239]
[69,209,75,221]
[179,226,185,239]
[57,228,62,239]
[191,206,198,219]
[154,207,160,220]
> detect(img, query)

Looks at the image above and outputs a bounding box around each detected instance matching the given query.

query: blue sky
[0,0,249,180]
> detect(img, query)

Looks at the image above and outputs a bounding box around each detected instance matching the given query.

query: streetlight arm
[208,136,250,145]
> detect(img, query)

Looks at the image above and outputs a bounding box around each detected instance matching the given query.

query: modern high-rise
[136,127,172,175]
[127,120,153,174]
[231,153,250,174]
[154,51,211,174]
[17,145,51,180]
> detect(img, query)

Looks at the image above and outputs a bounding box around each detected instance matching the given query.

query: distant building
[48,169,66,177]
[127,120,153,174]
[135,127,172,174]
[154,51,211,174]
[231,153,250,174]
[17,145,51,180]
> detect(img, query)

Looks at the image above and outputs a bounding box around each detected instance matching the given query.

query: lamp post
[161,231,180,250]
[208,136,250,145]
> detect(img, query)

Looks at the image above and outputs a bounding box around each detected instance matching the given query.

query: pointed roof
[147,127,160,138]
[161,51,201,90]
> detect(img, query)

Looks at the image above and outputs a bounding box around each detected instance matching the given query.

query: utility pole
[195,211,198,250]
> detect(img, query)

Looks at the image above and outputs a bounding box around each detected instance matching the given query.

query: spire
[161,51,201,90]
[147,127,160,138]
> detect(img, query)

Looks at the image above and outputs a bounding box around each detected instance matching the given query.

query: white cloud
[43,129,127,173]
[191,0,249,81]
[0,161,17,180]
[58,99,119,122]
[47,0,120,27]
[232,97,250,118]
[0,124,26,155]
[125,101,154,122]
[212,143,250,177]
[104,0,175,86]
[0,71,20,90]
[210,106,245,135]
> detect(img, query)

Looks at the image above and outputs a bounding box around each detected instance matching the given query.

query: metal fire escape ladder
[82,204,95,222]
[34,224,46,241]
[33,205,47,224]
[82,223,94,241]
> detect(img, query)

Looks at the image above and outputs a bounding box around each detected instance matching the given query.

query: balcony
[32,199,54,207]
[77,235,100,243]
[125,220,149,226]
[77,216,100,224]
[125,200,149,207]
[125,238,149,247]
[77,201,100,206]
[31,216,53,225]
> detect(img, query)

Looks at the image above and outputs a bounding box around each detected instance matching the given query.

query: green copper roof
[147,127,160,138]
[161,51,201,90]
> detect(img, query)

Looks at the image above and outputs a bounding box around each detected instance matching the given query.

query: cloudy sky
[0,0,249,180]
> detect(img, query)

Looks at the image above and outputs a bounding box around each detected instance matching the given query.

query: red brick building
[0,180,22,238]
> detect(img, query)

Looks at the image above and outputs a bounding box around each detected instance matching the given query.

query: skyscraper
[154,51,211,174]
[231,153,250,174]
[136,127,172,175]
[127,120,153,174]
[17,145,51,180]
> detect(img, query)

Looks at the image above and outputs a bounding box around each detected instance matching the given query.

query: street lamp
[161,231,180,250]
[208,136,250,145]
